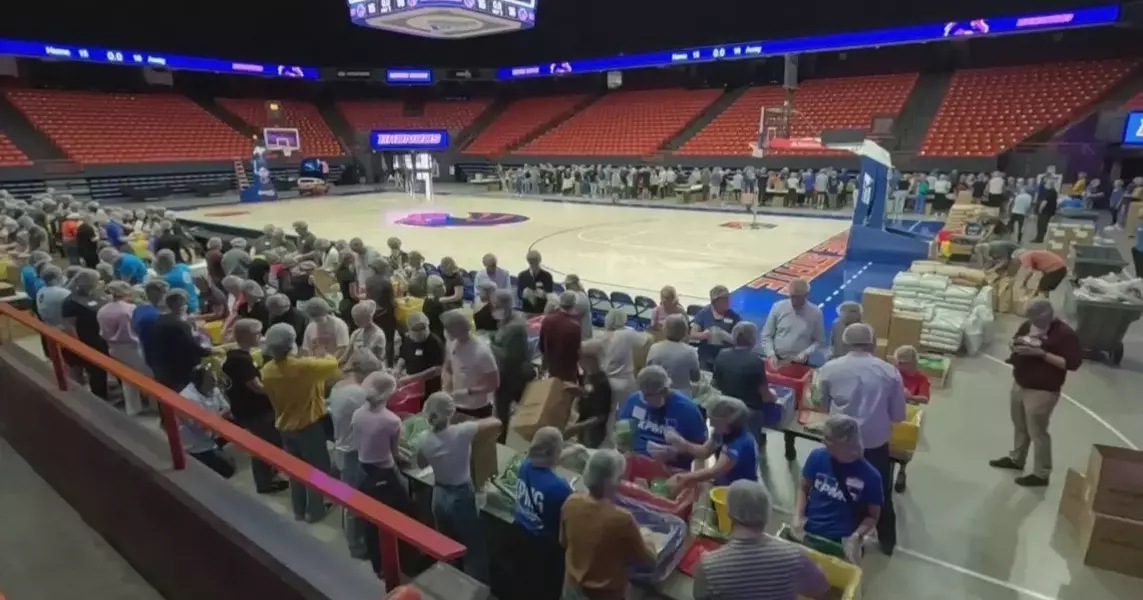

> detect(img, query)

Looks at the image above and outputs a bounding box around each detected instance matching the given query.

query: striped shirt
[692,537,829,600]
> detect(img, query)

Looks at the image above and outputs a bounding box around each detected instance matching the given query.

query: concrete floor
[0,436,163,600]
[5,189,1142,600]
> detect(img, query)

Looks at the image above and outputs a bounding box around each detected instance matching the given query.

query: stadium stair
[187,96,261,140]
[0,132,32,167]
[890,71,952,153]
[919,60,1137,157]
[659,86,749,152]
[315,99,357,152]
[500,93,602,154]
[0,92,69,162]
[451,98,511,150]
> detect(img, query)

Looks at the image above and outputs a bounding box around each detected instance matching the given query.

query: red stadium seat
[0,133,31,167]
[217,99,344,156]
[1123,90,1143,111]
[336,99,491,136]
[4,89,251,164]
[919,60,1136,157]
[463,94,587,155]
[676,74,918,156]
[516,88,722,156]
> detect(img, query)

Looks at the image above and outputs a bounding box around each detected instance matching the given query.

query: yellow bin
[889,404,923,455]
[710,486,731,534]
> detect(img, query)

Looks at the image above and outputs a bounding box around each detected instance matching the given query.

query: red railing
[0,303,465,592]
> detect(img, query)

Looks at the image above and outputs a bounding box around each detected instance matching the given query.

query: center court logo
[395,211,529,227]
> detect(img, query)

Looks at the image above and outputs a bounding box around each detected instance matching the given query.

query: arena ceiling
[0,0,1118,68]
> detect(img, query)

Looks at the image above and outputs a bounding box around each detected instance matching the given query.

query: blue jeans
[337,450,367,557]
[747,408,768,454]
[432,482,489,583]
[280,420,331,523]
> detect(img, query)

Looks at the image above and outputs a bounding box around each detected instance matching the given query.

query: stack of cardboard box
[887,313,924,358]
[944,205,1001,234]
[861,288,894,354]
[1058,445,1143,579]
[1045,222,1095,259]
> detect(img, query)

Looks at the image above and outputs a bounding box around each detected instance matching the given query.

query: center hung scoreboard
[347,0,535,39]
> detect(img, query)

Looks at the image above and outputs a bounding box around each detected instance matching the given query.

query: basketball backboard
[263,127,300,156]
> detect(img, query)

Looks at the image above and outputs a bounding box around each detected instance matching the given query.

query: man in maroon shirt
[539,292,584,383]
[990,298,1081,487]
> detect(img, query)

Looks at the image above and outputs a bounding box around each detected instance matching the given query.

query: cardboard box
[917,353,952,389]
[1085,445,1143,522]
[510,378,574,441]
[1058,469,1143,579]
[875,338,888,359]
[887,314,924,355]
[862,288,894,338]
[632,334,654,373]
[452,413,499,490]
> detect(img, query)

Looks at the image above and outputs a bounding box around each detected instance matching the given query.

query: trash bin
[1073,298,1143,365]
[1072,244,1127,280]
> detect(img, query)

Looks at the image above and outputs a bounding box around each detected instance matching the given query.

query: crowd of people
[1,181,1095,600]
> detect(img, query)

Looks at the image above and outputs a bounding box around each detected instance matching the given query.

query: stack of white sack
[963,304,996,356]
[921,308,966,352]
[975,285,994,310]
[940,284,977,313]
[1073,271,1143,304]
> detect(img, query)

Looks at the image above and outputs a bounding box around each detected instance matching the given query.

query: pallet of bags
[939,284,977,313]
[920,308,966,353]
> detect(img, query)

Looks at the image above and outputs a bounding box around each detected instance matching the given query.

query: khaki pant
[1009,384,1060,478]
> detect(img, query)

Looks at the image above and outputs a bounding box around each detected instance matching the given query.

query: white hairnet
[823,414,863,453]
[841,322,875,347]
[663,314,688,342]
[725,479,772,528]
[263,323,298,359]
[730,321,757,347]
[893,344,919,364]
[707,396,749,428]
[302,297,331,318]
[423,391,456,431]
[528,426,564,466]
[347,347,383,374]
[362,371,397,407]
[440,309,470,334]
[837,301,863,325]
[583,449,626,498]
[604,308,627,331]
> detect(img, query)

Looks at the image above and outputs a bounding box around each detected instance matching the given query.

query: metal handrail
[0,303,465,592]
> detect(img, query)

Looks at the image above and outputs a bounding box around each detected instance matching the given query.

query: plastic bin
[385,562,490,600]
[889,404,923,455]
[1057,208,1100,223]
[617,454,698,520]
[767,363,814,411]
[615,494,688,584]
[1072,244,1127,280]
[1073,298,1143,365]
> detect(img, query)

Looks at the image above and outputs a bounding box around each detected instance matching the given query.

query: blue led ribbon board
[370,129,451,151]
[1124,112,1143,146]
[348,0,535,39]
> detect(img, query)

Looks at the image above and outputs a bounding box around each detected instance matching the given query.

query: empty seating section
[677,74,917,156]
[6,90,250,164]
[921,61,1135,156]
[217,99,343,156]
[463,94,586,155]
[1124,91,1143,110]
[0,133,30,166]
[336,100,491,135]
[518,88,721,155]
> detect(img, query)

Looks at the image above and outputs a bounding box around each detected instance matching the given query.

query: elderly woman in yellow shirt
[260,322,341,523]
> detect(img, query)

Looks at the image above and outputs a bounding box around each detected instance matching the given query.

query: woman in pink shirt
[98,281,150,416]
[649,285,685,331]
[1015,249,1067,297]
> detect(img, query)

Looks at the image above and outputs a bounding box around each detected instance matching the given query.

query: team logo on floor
[396,212,529,227]
[719,221,777,230]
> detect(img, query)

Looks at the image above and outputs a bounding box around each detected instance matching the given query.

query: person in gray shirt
[488,289,533,442]
[647,314,701,397]
[221,238,252,278]
[35,265,71,328]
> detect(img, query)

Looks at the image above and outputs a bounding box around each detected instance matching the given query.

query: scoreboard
[347,0,535,39]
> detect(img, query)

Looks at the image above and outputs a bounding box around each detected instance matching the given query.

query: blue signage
[496,4,1120,80]
[370,129,450,150]
[1124,112,1143,146]
[0,38,318,79]
[386,68,434,84]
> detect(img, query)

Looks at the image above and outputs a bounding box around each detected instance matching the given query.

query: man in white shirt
[474,253,511,290]
[1009,187,1033,241]
[814,170,829,207]
[441,309,500,417]
[987,171,1006,208]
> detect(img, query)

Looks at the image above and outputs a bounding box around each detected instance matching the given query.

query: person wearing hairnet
[441,309,500,419]
[437,256,466,310]
[827,302,863,360]
[396,310,445,398]
[155,249,200,313]
[177,364,234,478]
[489,288,533,442]
[474,252,510,290]
[301,297,350,358]
[712,321,777,455]
[60,268,110,399]
[267,293,309,347]
[471,279,500,332]
[601,308,650,420]
[562,274,594,341]
[665,396,758,495]
[890,345,930,493]
[647,313,700,397]
[414,392,500,582]
[98,281,151,416]
[693,480,830,600]
[816,324,904,555]
[561,450,655,599]
[539,291,585,383]
[563,339,612,448]
[617,365,707,470]
[328,349,379,557]
[513,426,573,600]
[353,370,414,576]
[260,322,340,523]
[222,318,288,494]
[794,414,882,563]
[422,274,447,339]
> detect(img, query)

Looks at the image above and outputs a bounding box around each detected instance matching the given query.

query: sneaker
[257,480,289,494]
[989,457,1025,471]
[1015,474,1049,487]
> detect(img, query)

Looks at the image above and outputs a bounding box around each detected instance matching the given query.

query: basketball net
[748,106,801,158]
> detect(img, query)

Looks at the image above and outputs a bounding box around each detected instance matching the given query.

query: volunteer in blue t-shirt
[793,414,882,562]
[664,395,758,495]
[100,247,148,285]
[21,251,51,304]
[155,248,199,313]
[512,426,573,600]
[689,285,742,369]
[617,365,708,470]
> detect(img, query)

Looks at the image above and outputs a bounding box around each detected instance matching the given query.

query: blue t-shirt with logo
[163,264,199,313]
[20,265,43,299]
[618,390,708,470]
[115,254,149,285]
[802,447,883,541]
[514,457,572,537]
[714,429,759,486]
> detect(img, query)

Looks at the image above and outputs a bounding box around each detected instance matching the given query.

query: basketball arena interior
[2,1,1143,600]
